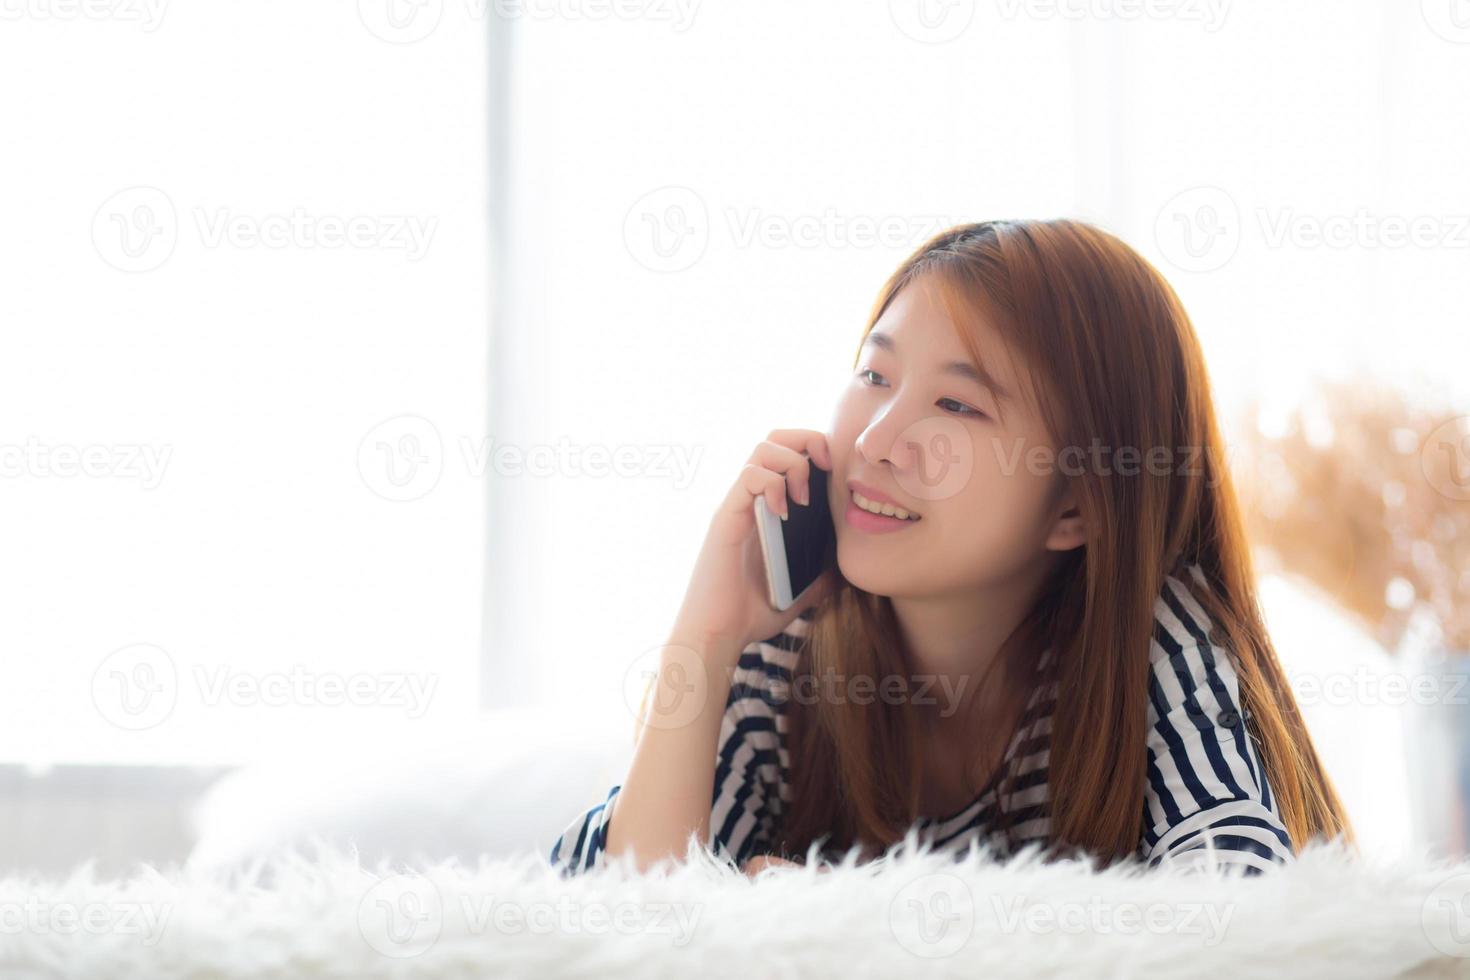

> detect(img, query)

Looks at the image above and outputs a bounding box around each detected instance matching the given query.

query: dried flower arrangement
[1233,379,1470,655]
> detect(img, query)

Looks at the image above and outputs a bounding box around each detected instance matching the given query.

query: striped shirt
[549,564,1295,876]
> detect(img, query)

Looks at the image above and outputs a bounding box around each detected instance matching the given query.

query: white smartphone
[753,460,836,610]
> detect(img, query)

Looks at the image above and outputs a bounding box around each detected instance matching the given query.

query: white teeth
[851,490,918,521]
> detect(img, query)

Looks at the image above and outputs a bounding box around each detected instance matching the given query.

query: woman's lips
[846,480,919,517]
[843,500,922,534]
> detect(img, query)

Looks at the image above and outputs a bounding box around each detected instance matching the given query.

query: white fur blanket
[4,837,1468,979]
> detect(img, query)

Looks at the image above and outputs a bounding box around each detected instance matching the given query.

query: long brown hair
[777,219,1353,867]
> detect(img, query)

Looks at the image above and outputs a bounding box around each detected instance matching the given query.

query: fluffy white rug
[3,836,1469,979]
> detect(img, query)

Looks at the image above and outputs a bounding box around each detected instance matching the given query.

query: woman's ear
[1044,490,1087,552]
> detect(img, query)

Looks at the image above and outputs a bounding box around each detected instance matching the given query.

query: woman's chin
[835,552,912,600]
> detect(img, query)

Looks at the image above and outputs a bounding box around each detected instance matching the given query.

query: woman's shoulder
[1145,561,1248,715]
[1149,562,1229,664]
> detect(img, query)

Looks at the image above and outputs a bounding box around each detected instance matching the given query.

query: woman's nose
[856,409,919,470]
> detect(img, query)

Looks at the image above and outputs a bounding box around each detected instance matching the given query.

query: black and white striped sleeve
[708,642,788,866]
[1140,574,1295,876]
[547,783,621,876]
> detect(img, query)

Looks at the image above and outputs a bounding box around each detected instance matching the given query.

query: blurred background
[0,0,1466,876]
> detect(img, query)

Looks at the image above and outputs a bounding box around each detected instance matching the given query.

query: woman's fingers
[764,429,832,471]
[742,854,804,877]
[731,463,791,520]
[747,442,811,511]
[708,427,833,547]
[742,854,835,878]
[744,431,831,512]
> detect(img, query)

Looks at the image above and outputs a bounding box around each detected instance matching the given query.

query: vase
[1405,646,1470,858]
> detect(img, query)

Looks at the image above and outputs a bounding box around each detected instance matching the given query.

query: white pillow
[187,705,635,872]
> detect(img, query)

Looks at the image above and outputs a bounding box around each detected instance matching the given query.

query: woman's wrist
[665,617,748,673]
[627,626,741,736]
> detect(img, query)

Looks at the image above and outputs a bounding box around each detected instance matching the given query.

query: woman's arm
[549,626,790,875]
[550,429,833,875]
[600,625,742,871]
[548,625,738,876]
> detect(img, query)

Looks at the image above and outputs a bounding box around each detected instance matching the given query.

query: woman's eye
[938,397,985,419]
[860,371,985,419]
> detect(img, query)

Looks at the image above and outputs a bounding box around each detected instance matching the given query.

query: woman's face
[826,274,1080,600]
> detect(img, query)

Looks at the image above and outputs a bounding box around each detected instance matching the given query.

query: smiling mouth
[850,489,921,521]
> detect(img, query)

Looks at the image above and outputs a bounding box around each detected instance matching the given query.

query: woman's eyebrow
[862,330,1014,406]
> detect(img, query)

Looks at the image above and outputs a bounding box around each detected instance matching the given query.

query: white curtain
[0,5,490,766]
[487,1,1470,715]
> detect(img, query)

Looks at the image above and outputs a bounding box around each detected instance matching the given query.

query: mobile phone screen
[782,463,836,600]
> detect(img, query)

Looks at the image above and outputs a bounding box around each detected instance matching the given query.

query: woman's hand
[741,854,806,878]
[610,430,837,873]
[670,429,838,668]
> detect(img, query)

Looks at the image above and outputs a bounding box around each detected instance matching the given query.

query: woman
[548,219,1353,879]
